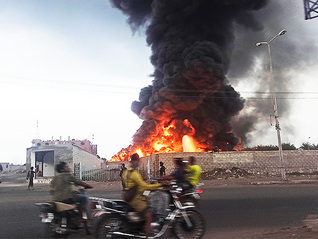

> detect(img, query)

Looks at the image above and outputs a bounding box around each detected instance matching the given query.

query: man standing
[27,166,35,190]
[159,162,166,177]
[119,163,127,188]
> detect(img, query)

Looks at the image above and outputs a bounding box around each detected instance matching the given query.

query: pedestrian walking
[120,163,127,189]
[27,166,35,190]
[0,163,3,183]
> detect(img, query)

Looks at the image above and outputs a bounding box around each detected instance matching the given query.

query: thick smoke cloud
[110,0,269,152]
[228,0,318,146]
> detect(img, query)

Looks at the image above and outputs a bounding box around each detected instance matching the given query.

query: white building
[26,139,103,178]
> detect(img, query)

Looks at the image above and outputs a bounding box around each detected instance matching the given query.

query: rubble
[201,167,251,180]
[288,171,318,176]
[303,215,318,231]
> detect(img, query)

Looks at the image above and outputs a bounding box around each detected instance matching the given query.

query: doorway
[35,151,54,177]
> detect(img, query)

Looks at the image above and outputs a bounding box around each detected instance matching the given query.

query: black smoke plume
[228,0,318,146]
[110,0,269,154]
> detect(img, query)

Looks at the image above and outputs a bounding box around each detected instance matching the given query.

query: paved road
[2,179,318,238]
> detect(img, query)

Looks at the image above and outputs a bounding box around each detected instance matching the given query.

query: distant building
[0,163,25,173]
[0,163,10,173]
[26,138,102,177]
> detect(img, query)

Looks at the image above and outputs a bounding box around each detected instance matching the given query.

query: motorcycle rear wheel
[173,210,206,239]
[83,221,91,235]
[43,222,57,238]
[181,197,198,207]
[95,216,127,239]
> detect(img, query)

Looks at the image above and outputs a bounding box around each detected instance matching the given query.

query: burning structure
[110,0,269,161]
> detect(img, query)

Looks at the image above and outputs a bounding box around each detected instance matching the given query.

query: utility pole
[256,29,287,181]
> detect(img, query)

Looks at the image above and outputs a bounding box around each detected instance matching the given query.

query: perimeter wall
[138,150,318,178]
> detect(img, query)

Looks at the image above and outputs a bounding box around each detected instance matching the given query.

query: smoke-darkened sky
[228,0,318,145]
[110,0,318,150]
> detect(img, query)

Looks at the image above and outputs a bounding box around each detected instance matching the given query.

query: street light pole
[256,29,287,181]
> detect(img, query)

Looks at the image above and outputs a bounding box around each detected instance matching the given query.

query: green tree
[243,143,296,151]
[282,143,297,150]
[243,145,278,151]
[299,142,318,150]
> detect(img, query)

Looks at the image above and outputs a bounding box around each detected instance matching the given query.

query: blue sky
[1,0,318,165]
[0,0,153,164]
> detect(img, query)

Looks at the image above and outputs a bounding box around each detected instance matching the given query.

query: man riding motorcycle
[50,161,93,219]
[122,153,165,239]
[187,156,202,189]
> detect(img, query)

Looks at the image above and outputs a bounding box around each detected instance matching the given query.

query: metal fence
[82,168,121,182]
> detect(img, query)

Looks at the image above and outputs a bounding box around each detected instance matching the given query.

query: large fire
[110,119,203,162]
[108,0,259,162]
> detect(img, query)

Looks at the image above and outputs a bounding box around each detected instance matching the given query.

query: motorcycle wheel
[182,197,198,207]
[43,222,57,238]
[83,221,91,235]
[95,216,127,239]
[173,209,206,239]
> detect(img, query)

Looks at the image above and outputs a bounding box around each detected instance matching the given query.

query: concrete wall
[72,145,102,171]
[26,145,73,177]
[140,150,318,178]
[26,143,102,177]
[88,150,318,182]
[31,138,97,155]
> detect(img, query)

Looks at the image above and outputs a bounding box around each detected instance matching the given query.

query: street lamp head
[256,42,262,46]
[278,29,287,36]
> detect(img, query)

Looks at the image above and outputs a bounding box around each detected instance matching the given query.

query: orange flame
[110,119,200,162]
[182,135,197,152]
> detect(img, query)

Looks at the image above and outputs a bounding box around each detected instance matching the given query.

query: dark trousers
[28,178,34,188]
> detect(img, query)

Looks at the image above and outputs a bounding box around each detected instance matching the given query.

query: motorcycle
[180,182,204,207]
[35,189,91,238]
[90,181,206,239]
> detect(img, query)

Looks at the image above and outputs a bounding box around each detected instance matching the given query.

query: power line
[1,73,318,99]
[0,73,145,91]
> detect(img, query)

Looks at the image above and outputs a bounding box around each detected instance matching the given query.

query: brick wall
[139,150,318,178]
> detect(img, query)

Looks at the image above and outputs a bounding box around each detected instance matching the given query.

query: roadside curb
[0,183,26,187]
[250,180,318,185]
[303,214,318,231]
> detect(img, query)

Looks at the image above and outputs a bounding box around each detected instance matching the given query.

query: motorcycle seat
[54,202,77,212]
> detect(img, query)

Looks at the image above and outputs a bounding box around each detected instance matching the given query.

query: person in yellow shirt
[122,153,163,238]
[187,156,202,188]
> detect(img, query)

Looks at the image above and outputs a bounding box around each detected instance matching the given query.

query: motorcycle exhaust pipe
[112,231,150,238]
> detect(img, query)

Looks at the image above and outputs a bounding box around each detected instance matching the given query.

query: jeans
[149,190,170,221]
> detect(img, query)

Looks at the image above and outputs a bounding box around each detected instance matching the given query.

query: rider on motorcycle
[50,161,93,217]
[122,153,164,239]
[186,156,202,189]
